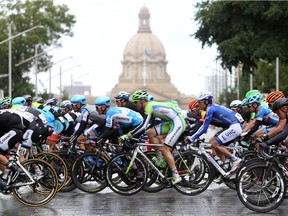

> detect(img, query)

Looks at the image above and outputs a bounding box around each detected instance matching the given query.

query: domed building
[109,5,190,108]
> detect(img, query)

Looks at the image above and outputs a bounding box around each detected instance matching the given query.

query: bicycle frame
[194,142,239,178]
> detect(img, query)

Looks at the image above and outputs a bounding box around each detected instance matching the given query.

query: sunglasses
[95,105,101,110]
[116,99,121,103]
[134,101,139,104]
[247,104,252,108]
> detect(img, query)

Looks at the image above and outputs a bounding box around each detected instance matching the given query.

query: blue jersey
[256,105,278,126]
[190,104,243,141]
[105,107,143,128]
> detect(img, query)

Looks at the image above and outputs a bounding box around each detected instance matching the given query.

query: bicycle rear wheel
[36,152,68,192]
[174,151,215,196]
[105,152,147,196]
[71,152,108,193]
[237,161,286,213]
[12,158,58,207]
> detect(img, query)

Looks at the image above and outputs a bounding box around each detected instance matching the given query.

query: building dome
[123,6,166,59]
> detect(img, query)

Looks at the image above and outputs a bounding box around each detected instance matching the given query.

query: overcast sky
[38,0,218,97]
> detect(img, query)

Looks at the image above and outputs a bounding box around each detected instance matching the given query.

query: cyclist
[255,92,286,143]
[114,91,143,115]
[258,98,288,149]
[186,92,243,171]
[95,96,143,144]
[0,109,26,180]
[32,96,45,109]
[185,99,204,135]
[120,89,186,185]
[242,93,279,138]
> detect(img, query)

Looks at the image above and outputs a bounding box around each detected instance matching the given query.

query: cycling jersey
[188,104,243,143]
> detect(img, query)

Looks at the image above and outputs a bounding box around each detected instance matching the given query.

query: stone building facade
[108,5,191,109]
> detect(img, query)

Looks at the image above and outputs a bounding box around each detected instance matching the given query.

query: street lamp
[59,65,81,101]
[0,24,44,97]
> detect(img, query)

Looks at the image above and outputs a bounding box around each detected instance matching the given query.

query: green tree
[193,1,288,96]
[0,0,75,97]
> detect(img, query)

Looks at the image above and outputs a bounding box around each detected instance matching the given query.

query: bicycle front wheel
[237,161,286,213]
[71,152,108,193]
[105,152,147,196]
[12,158,58,207]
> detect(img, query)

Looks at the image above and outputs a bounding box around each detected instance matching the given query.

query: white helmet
[197,92,213,101]
[230,100,243,108]
[115,91,130,100]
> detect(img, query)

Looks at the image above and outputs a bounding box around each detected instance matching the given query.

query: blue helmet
[115,91,130,100]
[12,97,26,106]
[94,96,111,107]
[246,94,262,105]
[148,95,154,102]
[70,95,86,105]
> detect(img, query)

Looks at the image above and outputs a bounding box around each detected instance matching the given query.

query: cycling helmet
[115,91,130,100]
[23,95,33,104]
[188,99,199,110]
[246,94,262,105]
[45,98,58,106]
[241,98,247,106]
[266,91,285,103]
[197,92,213,101]
[33,96,44,104]
[131,89,148,102]
[272,98,288,112]
[94,96,111,107]
[148,95,154,102]
[245,89,261,99]
[1,96,12,107]
[12,97,26,106]
[60,100,72,110]
[230,100,243,108]
[70,95,86,105]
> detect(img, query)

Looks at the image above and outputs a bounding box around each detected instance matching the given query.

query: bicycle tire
[105,152,147,196]
[173,151,215,196]
[12,158,58,207]
[36,152,68,192]
[71,152,108,193]
[141,151,166,193]
[237,161,286,213]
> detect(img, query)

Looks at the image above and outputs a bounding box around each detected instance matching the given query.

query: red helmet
[266,91,285,103]
[188,99,199,110]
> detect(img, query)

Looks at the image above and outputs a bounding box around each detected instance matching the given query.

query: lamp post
[59,65,81,102]
[0,24,44,97]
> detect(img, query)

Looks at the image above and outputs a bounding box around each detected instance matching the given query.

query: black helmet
[23,95,33,104]
[272,98,288,112]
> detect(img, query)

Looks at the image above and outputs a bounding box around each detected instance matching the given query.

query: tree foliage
[193,1,288,99]
[0,0,75,97]
[193,1,288,74]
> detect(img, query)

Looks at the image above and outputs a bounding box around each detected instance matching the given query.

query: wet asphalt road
[0,182,286,216]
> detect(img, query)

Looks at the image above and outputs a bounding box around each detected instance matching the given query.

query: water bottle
[97,158,103,168]
[112,153,122,165]
[84,156,95,166]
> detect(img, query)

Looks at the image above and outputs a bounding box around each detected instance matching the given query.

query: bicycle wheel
[71,152,108,193]
[105,152,147,196]
[174,151,215,196]
[12,158,58,207]
[36,152,68,192]
[142,151,166,193]
[237,161,286,213]
[54,149,85,192]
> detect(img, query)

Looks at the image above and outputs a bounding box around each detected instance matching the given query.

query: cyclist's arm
[266,124,288,145]
[130,114,152,138]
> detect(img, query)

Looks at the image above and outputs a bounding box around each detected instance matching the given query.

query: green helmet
[0,96,11,108]
[131,89,148,102]
[245,89,261,99]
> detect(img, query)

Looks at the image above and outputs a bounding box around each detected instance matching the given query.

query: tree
[0,0,76,97]
[193,1,288,96]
